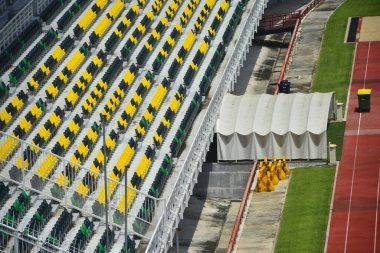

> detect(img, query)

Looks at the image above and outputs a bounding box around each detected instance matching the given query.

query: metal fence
[0,130,166,251]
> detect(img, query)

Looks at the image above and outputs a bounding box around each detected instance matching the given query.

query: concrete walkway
[234,178,290,253]
[285,0,345,93]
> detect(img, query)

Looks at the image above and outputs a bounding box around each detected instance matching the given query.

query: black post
[124,165,129,253]
[102,117,109,252]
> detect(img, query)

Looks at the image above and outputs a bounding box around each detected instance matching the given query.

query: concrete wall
[192,163,254,199]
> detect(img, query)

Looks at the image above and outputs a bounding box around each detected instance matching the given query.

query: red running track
[326,41,380,253]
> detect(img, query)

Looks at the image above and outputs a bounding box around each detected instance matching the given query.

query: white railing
[146,0,268,252]
[0,131,166,243]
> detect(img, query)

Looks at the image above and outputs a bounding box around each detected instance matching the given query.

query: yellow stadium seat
[58,135,70,149]
[162,117,171,128]
[39,126,51,141]
[94,16,112,37]
[83,70,92,82]
[93,56,103,68]
[67,51,85,73]
[52,46,65,62]
[183,31,196,51]
[109,0,124,19]
[0,136,19,163]
[47,83,59,98]
[0,110,12,124]
[78,10,96,31]
[96,0,108,9]
[66,90,79,105]
[154,132,162,144]
[141,77,151,89]
[137,23,146,34]
[41,64,50,76]
[132,93,142,105]
[20,118,32,133]
[78,142,89,157]
[36,154,59,179]
[76,181,89,197]
[29,78,39,90]
[49,112,61,127]
[126,103,137,117]
[68,121,80,134]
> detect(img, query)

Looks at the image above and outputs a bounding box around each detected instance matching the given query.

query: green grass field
[274,167,336,253]
[312,0,380,105]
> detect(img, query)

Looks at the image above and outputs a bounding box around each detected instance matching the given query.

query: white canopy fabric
[216,92,336,160]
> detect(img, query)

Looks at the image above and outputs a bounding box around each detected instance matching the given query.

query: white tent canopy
[216,92,336,160]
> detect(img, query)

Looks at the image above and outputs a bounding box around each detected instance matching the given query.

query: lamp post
[101,116,109,252]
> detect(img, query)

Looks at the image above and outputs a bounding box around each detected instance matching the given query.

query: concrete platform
[235,177,290,253]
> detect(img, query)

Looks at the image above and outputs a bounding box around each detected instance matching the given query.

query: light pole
[124,165,129,253]
[101,116,109,252]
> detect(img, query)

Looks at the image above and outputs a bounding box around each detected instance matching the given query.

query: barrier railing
[258,11,301,33]
[0,130,166,247]
[227,160,258,253]
[274,0,324,94]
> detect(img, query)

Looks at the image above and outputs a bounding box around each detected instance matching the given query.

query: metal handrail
[274,0,324,94]
[227,160,258,253]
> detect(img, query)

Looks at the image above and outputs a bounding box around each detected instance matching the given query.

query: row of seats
[100,63,139,122]
[89,0,125,46]
[46,42,90,100]
[105,4,140,53]
[2,191,31,228]
[40,0,71,24]
[165,0,183,20]
[208,0,230,37]
[73,129,118,204]
[28,35,75,92]
[121,10,155,61]
[0,95,42,166]
[69,217,94,252]
[0,20,42,75]
[222,1,244,45]
[194,0,216,32]
[183,36,210,86]
[168,29,197,80]
[74,0,110,38]
[34,114,83,183]
[13,106,65,173]
[65,50,106,109]
[170,92,201,157]
[134,145,156,189]
[57,0,91,31]
[179,0,201,26]
[82,57,123,116]
[13,98,47,140]
[153,84,186,147]
[152,23,183,72]
[95,137,137,208]
[53,122,102,195]
[199,42,225,95]
[136,16,169,66]
[0,89,28,131]
[135,78,170,139]
[44,208,73,248]
[114,145,155,224]
[0,82,9,103]
[151,0,167,14]
[25,200,52,237]
[9,28,58,86]
[148,154,173,197]
[117,71,154,131]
